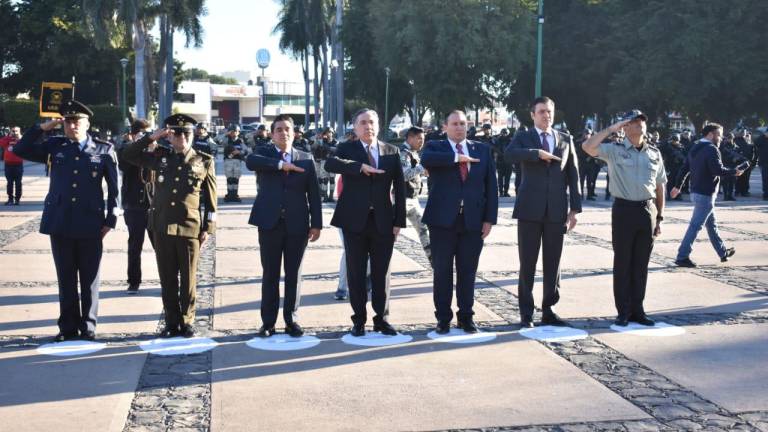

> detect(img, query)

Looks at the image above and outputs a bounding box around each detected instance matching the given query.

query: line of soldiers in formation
[5,95,768,343]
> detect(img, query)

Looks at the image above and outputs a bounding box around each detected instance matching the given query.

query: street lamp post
[384,67,391,139]
[535,0,544,97]
[119,58,129,126]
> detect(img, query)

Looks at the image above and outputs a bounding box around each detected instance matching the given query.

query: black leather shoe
[159,326,180,338]
[614,316,629,327]
[631,315,655,326]
[457,319,478,333]
[435,321,451,334]
[53,332,78,342]
[81,330,96,341]
[285,322,304,337]
[126,283,139,295]
[350,323,366,337]
[373,321,398,336]
[181,324,196,338]
[541,313,568,327]
[721,247,735,262]
[674,257,697,268]
[257,325,276,338]
[520,318,534,328]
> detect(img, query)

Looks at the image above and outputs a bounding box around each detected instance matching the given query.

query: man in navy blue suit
[13,100,118,342]
[505,96,581,328]
[246,114,323,338]
[421,110,498,334]
[325,108,406,337]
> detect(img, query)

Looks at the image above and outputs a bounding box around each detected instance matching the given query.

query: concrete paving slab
[666,208,768,223]
[653,240,768,266]
[211,335,649,431]
[574,223,742,242]
[0,344,146,432]
[216,248,422,278]
[215,227,343,249]
[478,244,617,272]
[495,271,768,319]
[596,323,768,413]
[5,231,154,251]
[0,283,163,336]
[0,216,32,230]
[732,269,768,286]
[214,278,501,330]
[723,222,768,235]
[0,252,158,282]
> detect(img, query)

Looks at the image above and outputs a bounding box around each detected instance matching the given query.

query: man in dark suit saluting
[505,96,581,328]
[325,108,406,336]
[422,110,498,334]
[246,114,322,338]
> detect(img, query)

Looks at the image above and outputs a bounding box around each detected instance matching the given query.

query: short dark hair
[271,114,294,132]
[530,96,555,113]
[405,126,424,139]
[352,108,378,125]
[130,119,150,135]
[701,123,723,137]
[444,110,466,124]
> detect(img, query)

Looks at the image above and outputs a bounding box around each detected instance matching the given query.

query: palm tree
[274,0,311,127]
[83,0,205,122]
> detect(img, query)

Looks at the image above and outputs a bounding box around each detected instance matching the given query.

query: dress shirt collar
[447,137,468,153]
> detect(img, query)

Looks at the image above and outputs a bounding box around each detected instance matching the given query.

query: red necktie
[456,142,468,182]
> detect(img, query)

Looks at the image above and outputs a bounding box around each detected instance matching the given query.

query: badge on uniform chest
[158,175,165,183]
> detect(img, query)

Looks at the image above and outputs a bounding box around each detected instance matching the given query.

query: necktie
[456,142,468,182]
[367,144,377,168]
[540,132,549,152]
[281,151,289,175]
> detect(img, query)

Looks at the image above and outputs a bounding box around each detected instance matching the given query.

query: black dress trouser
[124,209,153,285]
[611,198,655,319]
[343,212,394,326]
[517,219,564,319]
[50,235,103,334]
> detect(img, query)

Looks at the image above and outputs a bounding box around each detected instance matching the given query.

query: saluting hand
[40,118,64,131]
[361,164,385,176]
[149,128,172,141]
[607,119,632,134]
[282,162,305,173]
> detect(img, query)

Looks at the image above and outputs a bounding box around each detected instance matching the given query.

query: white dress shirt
[447,138,471,173]
[534,127,556,153]
[276,145,292,169]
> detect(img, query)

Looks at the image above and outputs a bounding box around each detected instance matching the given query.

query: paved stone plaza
[1,159,767,432]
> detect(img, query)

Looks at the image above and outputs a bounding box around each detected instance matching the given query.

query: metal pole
[120,58,128,125]
[384,67,390,139]
[71,75,76,99]
[535,0,544,97]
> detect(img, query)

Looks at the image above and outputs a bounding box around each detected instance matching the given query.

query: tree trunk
[157,16,167,122]
[133,20,148,120]
[313,48,321,134]
[164,23,174,120]
[322,45,330,128]
[304,50,310,128]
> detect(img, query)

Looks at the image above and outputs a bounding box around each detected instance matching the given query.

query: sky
[172,0,305,83]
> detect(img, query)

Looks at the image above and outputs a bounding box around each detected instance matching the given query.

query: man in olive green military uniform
[582,110,666,328]
[122,114,217,338]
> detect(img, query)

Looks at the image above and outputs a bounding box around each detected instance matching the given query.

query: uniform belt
[614,197,652,207]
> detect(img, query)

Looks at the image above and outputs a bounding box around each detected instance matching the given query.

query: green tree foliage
[1,0,130,105]
[0,100,39,128]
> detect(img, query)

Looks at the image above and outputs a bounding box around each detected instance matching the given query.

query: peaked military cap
[620,109,648,122]
[164,114,197,132]
[59,100,94,119]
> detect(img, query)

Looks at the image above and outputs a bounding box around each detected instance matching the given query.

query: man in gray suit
[505,96,581,328]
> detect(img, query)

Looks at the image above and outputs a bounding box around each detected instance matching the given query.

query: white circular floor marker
[246,334,321,351]
[37,340,106,356]
[426,328,497,344]
[610,321,686,337]
[139,336,218,356]
[519,325,588,342]
[341,332,413,347]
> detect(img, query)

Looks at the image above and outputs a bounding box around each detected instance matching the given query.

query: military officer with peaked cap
[122,114,217,338]
[13,100,119,342]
